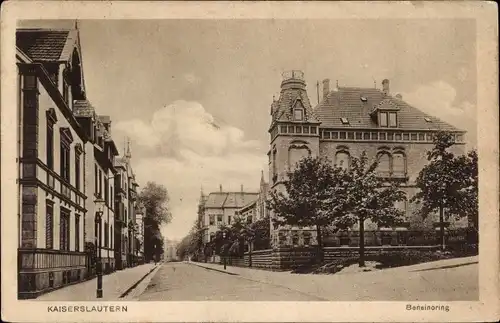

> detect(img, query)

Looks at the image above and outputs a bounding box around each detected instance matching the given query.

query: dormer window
[340,117,349,125]
[379,112,388,127]
[424,117,432,123]
[293,108,304,121]
[360,96,367,102]
[389,112,397,127]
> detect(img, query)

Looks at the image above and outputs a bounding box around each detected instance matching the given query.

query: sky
[20,19,477,240]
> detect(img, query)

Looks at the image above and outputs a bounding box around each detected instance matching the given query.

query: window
[389,112,397,127]
[403,133,410,141]
[324,132,331,139]
[394,195,408,217]
[60,143,70,182]
[94,165,98,194]
[98,170,102,197]
[110,225,113,249]
[356,132,363,140]
[310,127,316,134]
[280,125,287,133]
[410,133,417,141]
[110,186,113,207]
[332,132,339,139]
[104,177,109,206]
[303,126,309,134]
[418,133,425,141]
[395,133,402,141]
[340,117,349,125]
[75,214,80,251]
[288,126,295,134]
[371,132,378,140]
[388,133,394,141]
[104,222,109,248]
[210,233,215,242]
[294,109,304,121]
[360,96,367,102]
[292,233,299,246]
[393,152,406,175]
[335,151,350,170]
[228,216,231,224]
[424,117,432,123]
[209,215,215,226]
[217,215,223,224]
[295,126,301,134]
[75,151,81,191]
[340,132,346,139]
[377,153,391,176]
[46,121,54,170]
[379,133,386,140]
[363,132,370,140]
[60,209,70,251]
[46,202,54,249]
[426,133,433,141]
[303,233,311,246]
[272,150,277,180]
[379,112,388,127]
[347,132,354,139]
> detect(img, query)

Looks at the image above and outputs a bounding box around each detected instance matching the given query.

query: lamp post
[222,230,227,270]
[94,196,105,299]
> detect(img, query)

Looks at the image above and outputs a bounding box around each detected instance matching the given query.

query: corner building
[268,71,467,248]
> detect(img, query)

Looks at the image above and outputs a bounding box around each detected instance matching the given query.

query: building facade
[268,70,467,248]
[198,185,259,245]
[16,26,141,298]
[16,29,89,298]
[135,205,146,261]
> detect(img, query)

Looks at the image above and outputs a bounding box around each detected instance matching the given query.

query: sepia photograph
[1,1,498,322]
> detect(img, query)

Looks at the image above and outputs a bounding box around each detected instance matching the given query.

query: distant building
[164,239,178,262]
[135,204,145,261]
[268,70,467,247]
[198,185,258,245]
[235,172,269,224]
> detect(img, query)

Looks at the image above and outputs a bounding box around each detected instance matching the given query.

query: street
[138,262,325,301]
[137,257,478,301]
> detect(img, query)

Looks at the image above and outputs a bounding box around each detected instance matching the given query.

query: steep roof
[314,87,463,132]
[204,192,259,209]
[16,29,78,62]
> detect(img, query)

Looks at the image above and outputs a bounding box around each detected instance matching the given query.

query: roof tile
[16,29,72,61]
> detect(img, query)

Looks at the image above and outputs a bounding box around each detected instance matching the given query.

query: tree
[334,152,406,267]
[138,182,172,262]
[411,132,478,248]
[268,156,351,263]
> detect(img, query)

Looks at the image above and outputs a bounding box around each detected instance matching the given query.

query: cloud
[400,81,477,148]
[114,100,267,240]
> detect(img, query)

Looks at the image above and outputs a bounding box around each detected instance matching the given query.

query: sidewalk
[36,263,158,301]
[188,256,478,301]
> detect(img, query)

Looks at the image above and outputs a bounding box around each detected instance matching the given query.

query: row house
[268,70,468,248]
[113,144,140,268]
[16,28,90,298]
[16,26,141,298]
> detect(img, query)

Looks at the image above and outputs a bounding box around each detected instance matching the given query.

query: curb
[188,262,239,276]
[119,264,159,298]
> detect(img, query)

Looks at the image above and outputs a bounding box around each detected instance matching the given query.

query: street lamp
[222,230,227,270]
[94,196,105,299]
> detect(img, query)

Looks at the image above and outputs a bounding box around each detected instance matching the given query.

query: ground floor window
[60,209,70,251]
[46,201,54,249]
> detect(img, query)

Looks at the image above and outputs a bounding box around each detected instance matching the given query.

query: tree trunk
[359,214,365,267]
[439,204,446,251]
[316,225,324,264]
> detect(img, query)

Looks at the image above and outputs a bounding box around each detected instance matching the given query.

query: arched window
[377,152,391,176]
[272,149,277,180]
[335,151,350,170]
[393,152,406,175]
[288,146,309,169]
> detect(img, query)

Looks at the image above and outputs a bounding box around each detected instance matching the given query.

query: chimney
[219,184,222,193]
[382,79,390,96]
[322,79,330,99]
